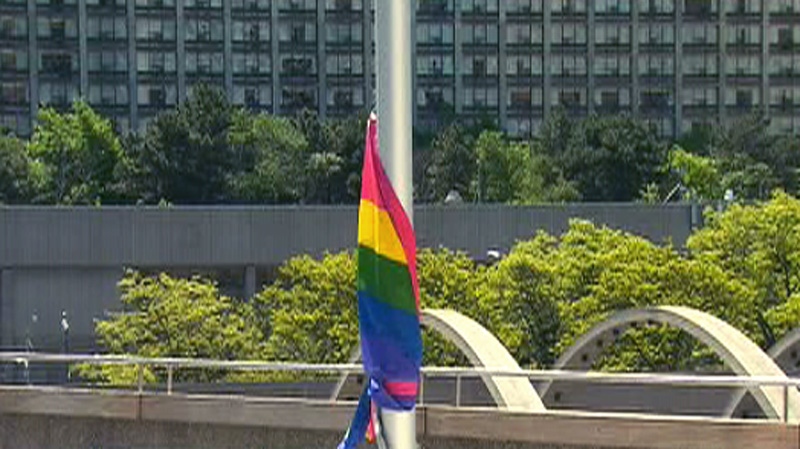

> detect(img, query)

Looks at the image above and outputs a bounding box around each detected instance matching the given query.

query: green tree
[136,84,236,203]
[420,123,477,203]
[28,101,127,204]
[79,271,265,384]
[668,145,723,201]
[228,112,309,203]
[256,252,359,363]
[688,191,800,345]
[0,134,35,203]
[554,115,668,201]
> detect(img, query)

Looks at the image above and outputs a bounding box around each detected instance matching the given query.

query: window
[0,82,27,105]
[0,50,27,71]
[417,87,454,109]
[326,0,363,11]
[595,88,631,108]
[595,0,630,14]
[552,55,587,76]
[0,16,27,39]
[552,0,587,14]
[326,53,363,75]
[506,55,543,76]
[37,17,78,39]
[281,55,316,75]
[683,23,718,45]
[463,23,498,45]
[554,88,586,107]
[639,54,674,75]
[186,19,223,42]
[508,87,543,108]
[418,0,453,13]
[770,0,800,13]
[326,23,362,44]
[682,54,718,76]
[506,0,543,14]
[137,51,177,73]
[552,23,587,45]
[40,52,76,73]
[639,24,675,45]
[594,55,630,76]
[281,87,316,109]
[463,87,499,108]
[234,85,271,107]
[727,25,760,45]
[278,0,316,11]
[725,0,760,14]
[417,23,454,45]
[640,90,672,109]
[684,0,717,16]
[186,52,223,74]
[233,53,271,74]
[88,50,127,72]
[682,87,717,106]
[639,0,675,14]
[279,22,316,43]
[463,55,498,76]
[136,19,176,41]
[88,83,128,106]
[417,55,454,75]
[460,0,498,13]
[727,55,760,76]
[232,0,270,10]
[507,24,543,46]
[233,20,270,42]
[595,24,631,46]
[138,84,177,106]
[87,17,127,40]
[726,87,759,106]
[328,87,364,108]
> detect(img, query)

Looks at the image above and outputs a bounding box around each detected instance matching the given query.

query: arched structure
[330,308,545,411]
[728,326,800,418]
[539,306,800,422]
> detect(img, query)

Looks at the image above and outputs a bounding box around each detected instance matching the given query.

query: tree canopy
[84,193,800,384]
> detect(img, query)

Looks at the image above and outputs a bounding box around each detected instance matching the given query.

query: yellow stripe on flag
[358,199,407,266]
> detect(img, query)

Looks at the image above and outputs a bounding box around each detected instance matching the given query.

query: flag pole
[375,0,417,448]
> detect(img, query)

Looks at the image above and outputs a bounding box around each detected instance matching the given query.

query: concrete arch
[728,326,800,418]
[330,308,545,411]
[539,306,800,422]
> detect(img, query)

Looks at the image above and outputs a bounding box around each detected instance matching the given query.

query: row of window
[13,0,800,14]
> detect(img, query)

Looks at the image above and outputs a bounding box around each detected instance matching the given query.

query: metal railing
[2,352,800,422]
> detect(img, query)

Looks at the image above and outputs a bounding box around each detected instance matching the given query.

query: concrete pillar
[717,4,726,126]
[542,0,551,117]
[223,0,232,97]
[362,0,373,110]
[244,265,257,300]
[176,0,186,101]
[27,0,38,127]
[317,0,326,118]
[127,0,138,130]
[454,4,463,115]
[674,2,683,137]
[631,0,640,117]
[270,0,279,113]
[78,0,89,97]
[587,3,595,115]
[497,1,507,129]
[762,3,770,121]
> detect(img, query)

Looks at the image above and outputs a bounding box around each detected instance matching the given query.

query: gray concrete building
[2,0,799,138]
[0,204,697,353]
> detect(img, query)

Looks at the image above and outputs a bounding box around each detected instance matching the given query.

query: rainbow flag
[338,115,422,449]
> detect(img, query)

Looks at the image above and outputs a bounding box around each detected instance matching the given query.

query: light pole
[375,1,417,448]
[61,310,70,382]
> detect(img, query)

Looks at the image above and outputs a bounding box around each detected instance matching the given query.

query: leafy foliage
[86,194,800,382]
[0,134,35,203]
[28,101,127,204]
[80,271,265,384]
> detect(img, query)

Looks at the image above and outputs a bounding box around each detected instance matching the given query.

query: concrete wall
[0,204,698,351]
[0,386,796,449]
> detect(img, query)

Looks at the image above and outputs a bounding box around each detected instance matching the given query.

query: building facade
[1,0,799,139]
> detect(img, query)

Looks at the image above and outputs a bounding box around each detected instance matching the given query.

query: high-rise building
[1,0,799,138]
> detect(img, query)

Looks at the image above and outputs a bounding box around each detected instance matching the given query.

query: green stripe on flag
[357,246,416,315]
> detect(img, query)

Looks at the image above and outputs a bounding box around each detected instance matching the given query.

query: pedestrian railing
[2,352,799,422]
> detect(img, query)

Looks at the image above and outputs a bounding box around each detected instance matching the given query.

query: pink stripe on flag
[384,381,419,397]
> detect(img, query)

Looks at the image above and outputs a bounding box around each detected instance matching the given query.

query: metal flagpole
[375,0,417,448]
